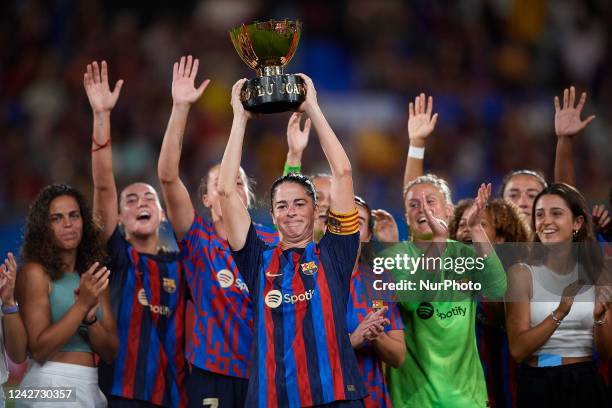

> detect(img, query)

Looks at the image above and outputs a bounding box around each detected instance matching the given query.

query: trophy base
[240,74,306,114]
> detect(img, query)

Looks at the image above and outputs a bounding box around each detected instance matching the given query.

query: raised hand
[296,73,317,114]
[0,253,17,304]
[83,61,123,114]
[287,112,311,155]
[408,93,438,143]
[231,78,252,121]
[592,204,611,236]
[76,263,110,310]
[554,86,596,138]
[372,209,399,243]
[464,183,492,230]
[172,55,210,106]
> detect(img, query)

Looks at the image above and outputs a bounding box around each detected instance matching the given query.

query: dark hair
[355,196,374,233]
[270,173,317,208]
[530,183,601,281]
[499,169,547,197]
[21,184,106,281]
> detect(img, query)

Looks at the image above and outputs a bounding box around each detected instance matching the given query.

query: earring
[573,229,578,237]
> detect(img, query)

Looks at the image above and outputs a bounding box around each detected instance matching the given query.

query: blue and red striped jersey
[232,224,368,407]
[346,263,404,408]
[180,213,278,378]
[99,228,187,408]
[476,301,517,408]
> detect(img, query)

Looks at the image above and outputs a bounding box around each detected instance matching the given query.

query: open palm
[172,55,209,105]
[464,183,491,229]
[83,61,123,114]
[408,93,438,141]
[554,86,595,138]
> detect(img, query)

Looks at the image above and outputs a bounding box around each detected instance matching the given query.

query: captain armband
[327,208,359,235]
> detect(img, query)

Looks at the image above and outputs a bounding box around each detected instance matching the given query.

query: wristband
[408,145,425,159]
[1,302,18,315]
[283,163,302,176]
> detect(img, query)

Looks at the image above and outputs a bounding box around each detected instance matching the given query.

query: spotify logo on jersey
[265,290,283,308]
[416,302,434,320]
[216,269,235,288]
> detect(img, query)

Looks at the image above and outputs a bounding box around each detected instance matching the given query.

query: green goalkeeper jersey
[384,240,507,408]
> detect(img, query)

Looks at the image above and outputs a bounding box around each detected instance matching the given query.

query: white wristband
[408,145,425,159]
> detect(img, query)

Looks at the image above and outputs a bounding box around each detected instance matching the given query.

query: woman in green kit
[385,174,507,408]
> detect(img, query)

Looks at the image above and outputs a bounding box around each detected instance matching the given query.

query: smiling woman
[217,75,367,407]
[505,183,612,408]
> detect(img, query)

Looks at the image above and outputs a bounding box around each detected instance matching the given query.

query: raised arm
[403,93,438,189]
[217,79,253,250]
[297,74,354,213]
[283,112,311,175]
[158,55,210,239]
[84,61,123,242]
[553,86,595,186]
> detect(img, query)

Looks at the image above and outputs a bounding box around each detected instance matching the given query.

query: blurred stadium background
[1,0,611,253]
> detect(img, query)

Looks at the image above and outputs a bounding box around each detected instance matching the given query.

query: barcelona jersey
[346,264,404,408]
[233,223,367,407]
[180,213,278,378]
[99,228,187,408]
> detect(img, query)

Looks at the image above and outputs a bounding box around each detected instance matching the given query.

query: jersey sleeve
[319,229,360,291]
[232,222,266,293]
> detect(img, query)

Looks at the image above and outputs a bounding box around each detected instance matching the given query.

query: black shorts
[186,365,248,408]
[517,361,610,408]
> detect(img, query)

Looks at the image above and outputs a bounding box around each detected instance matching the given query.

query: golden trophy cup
[230,19,306,113]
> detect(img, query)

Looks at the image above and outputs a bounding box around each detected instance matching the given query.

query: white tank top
[528,263,594,357]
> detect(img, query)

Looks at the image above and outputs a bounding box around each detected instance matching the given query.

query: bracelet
[594,317,606,326]
[92,137,111,152]
[82,315,98,326]
[550,310,563,326]
[1,302,18,315]
[283,163,302,176]
[408,145,425,159]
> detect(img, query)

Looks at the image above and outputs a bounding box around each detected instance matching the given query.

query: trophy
[230,20,306,114]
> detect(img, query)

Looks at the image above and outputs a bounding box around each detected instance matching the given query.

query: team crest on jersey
[300,261,318,275]
[162,277,176,293]
[371,299,384,310]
